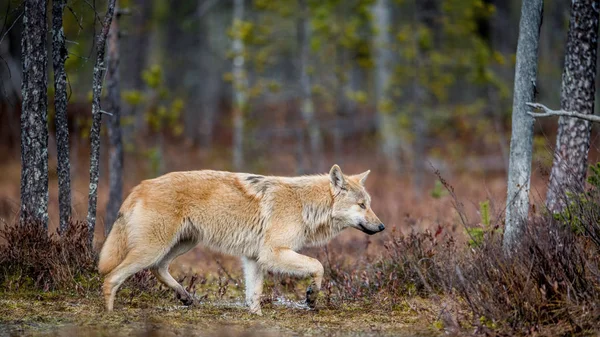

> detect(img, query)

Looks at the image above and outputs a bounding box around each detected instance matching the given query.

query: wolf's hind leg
[103,251,158,311]
[258,247,324,309]
[151,240,197,306]
[242,256,264,315]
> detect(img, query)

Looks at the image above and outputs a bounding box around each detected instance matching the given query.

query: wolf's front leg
[242,256,264,315]
[259,247,324,309]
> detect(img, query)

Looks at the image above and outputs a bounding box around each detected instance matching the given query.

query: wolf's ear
[329,164,345,193]
[355,170,370,186]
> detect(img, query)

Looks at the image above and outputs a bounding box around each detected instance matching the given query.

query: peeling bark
[105,10,123,235]
[20,0,49,229]
[87,0,117,244]
[546,0,599,212]
[52,0,72,234]
[504,0,543,254]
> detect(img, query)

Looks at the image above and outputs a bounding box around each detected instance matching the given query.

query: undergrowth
[0,220,97,292]
[318,167,600,335]
[2,166,600,335]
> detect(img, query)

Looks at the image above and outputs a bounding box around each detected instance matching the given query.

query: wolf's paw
[305,285,318,309]
[177,292,194,306]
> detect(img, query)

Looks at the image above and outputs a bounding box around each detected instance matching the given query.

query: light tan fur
[98,164,384,314]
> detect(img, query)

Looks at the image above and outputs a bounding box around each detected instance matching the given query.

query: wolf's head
[329,164,385,235]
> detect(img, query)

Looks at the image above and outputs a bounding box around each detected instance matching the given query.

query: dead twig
[526,102,600,123]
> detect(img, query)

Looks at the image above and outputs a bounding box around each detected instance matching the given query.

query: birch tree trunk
[87,0,117,244]
[52,0,72,234]
[298,0,323,172]
[20,0,49,229]
[545,0,599,212]
[504,0,543,254]
[231,0,247,171]
[105,9,123,235]
[372,0,400,171]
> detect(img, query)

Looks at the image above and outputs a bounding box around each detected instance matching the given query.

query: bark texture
[20,0,49,228]
[52,0,72,234]
[105,10,123,235]
[504,0,544,254]
[87,0,117,243]
[231,0,247,171]
[545,0,599,212]
[298,0,323,173]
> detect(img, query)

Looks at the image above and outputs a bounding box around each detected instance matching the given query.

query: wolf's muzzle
[358,222,385,235]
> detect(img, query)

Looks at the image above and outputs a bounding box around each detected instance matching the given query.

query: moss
[0,287,437,336]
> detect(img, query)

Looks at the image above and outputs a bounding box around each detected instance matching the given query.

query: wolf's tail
[98,212,129,275]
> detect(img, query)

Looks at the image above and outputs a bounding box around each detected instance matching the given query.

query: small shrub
[0,220,97,291]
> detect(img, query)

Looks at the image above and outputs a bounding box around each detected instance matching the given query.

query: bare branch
[526,102,600,123]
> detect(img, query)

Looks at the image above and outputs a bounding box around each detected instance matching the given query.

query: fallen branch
[526,102,600,123]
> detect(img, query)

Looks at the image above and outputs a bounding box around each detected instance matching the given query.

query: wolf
[98,164,385,314]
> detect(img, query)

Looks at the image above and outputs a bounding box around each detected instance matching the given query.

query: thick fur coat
[98,165,384,314]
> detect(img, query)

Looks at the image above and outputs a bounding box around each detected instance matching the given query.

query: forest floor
[0,284,440,337]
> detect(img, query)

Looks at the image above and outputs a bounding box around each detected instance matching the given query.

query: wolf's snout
[358,222,385,235]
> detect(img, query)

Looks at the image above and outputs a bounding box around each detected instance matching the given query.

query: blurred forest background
[0,0,596,237]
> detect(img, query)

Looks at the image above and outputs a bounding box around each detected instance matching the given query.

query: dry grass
[3,144,600,335]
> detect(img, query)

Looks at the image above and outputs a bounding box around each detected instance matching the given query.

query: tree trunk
[196,0,222,152]
[52,0,71,234]
[545,0,599,212]
[127,0,152,137]
[504,0,543,255]
[231,0,247,171]
[87,0,117,244]
[105,10,123,236]
[412,0,438,198]
[298,0,323,172]
[20,0,49,229]
[372,0,400,171]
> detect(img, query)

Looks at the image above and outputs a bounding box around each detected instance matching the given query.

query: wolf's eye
[359,203,366,209]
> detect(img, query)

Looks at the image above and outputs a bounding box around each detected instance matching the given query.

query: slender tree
[20,0,49,228]
[545,0,599,212]
[196,0,220,152]
[105,8,124,235]
[231,0,247,171]
[297,0,323,173]
[372,0,400,171]
[87,0,118,244]
[504,0,544,254]
[126,0,152,138]
[412,0,439,197]
[52,0,72,234]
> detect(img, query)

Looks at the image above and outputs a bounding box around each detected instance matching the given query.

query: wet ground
[0,292,437,337]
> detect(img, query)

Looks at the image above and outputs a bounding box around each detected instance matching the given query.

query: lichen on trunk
[52,0,72,234]
[504,0,543,254]
[20,0,50,229]
[87,0,118,244]
[545,0,600,212]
